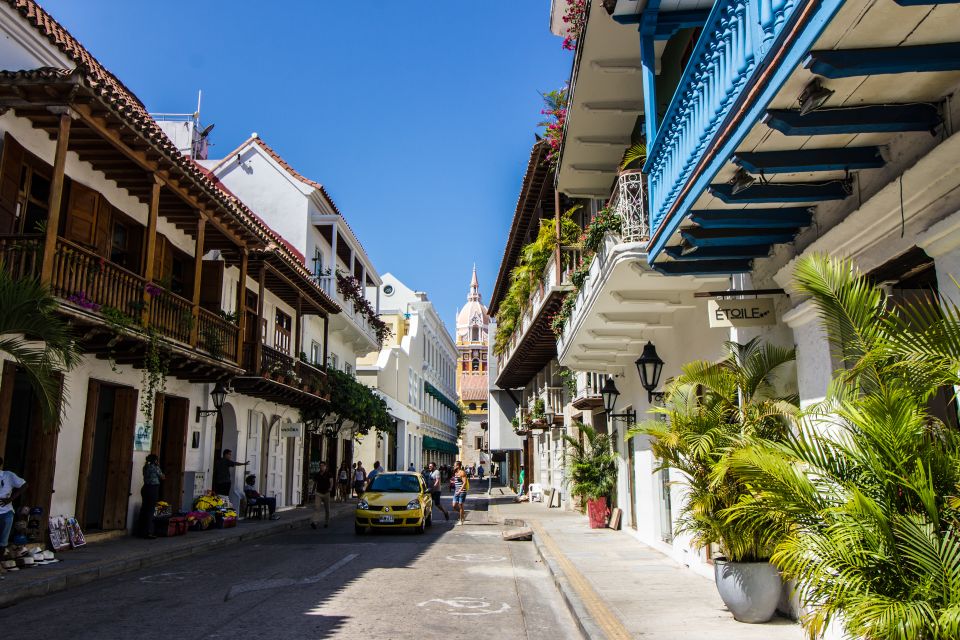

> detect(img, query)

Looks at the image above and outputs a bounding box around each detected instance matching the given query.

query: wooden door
[102,387,138,530]
[22,373,61,520]
[64,181,100,247]
[0,360,16,454]
[160,397,189,506]
[75,379,100,522]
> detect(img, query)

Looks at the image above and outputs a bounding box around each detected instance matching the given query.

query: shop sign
[134,422,153,451]
[280,422,304,438]
[707,298,776,328]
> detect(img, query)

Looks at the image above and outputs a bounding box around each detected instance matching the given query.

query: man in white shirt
[426,462,449,521]
[0,456,27,573]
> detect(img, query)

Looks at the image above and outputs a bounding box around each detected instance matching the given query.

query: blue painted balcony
[637,0,960,274]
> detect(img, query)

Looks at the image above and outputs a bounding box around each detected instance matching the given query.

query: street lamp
[196,381,229,422]
[635,341,665,403]
[600,377,636,425]
[544,401,555,425]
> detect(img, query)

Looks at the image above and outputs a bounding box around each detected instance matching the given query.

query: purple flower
[145,282,163,297]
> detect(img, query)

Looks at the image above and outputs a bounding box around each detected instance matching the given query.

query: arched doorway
[214,402,241,505]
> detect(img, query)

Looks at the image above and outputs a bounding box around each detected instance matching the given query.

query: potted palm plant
[563,426,617,528]
[629,338,798,623]
[725,254,960,639]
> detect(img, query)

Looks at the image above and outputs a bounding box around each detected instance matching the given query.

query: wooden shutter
[94,198,113,257]
[0,134,23,234]
[102,386,138,530]
[75,379,101,522]
[64,182,99,246]
[154,236,173,283]
[200,261,225,311]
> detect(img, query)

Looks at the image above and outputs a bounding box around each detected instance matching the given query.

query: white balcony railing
[575,371,607,403]
[608,169,649,243]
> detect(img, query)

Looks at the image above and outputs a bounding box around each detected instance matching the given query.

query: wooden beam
[41,111,72,284]
[255,264,265,375]
[189,215,207,346]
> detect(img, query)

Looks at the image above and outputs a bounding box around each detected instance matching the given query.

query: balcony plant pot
[713,558,781,623]
[586,497,609,529]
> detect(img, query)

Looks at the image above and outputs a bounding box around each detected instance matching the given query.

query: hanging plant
[140,328,168,430]
[583,207,622,254]
[538,87,568,169]
[335,270,393,346]
[560,0,588,51]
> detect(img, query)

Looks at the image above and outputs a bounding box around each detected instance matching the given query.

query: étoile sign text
[707,298,776,328]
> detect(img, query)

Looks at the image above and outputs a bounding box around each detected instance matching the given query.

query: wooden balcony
[0,234,242,381]
[232,342,328,409]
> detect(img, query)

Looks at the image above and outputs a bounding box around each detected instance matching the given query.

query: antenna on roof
[195,89,202,121]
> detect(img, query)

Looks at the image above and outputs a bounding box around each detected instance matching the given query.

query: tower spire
[468,265,480,302]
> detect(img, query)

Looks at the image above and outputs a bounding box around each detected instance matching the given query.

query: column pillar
[236,249,248,367]
[322,313,329,369]
[40,110,72,285]
[639,14,659,145]
[255,264,266,374]
[189,215,206,347]
[295,296,303,359]
[141,176,162,325]
[783,300,835,410]
[918,213,960,302]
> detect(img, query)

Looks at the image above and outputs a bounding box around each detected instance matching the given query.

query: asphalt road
[0,499,580,640]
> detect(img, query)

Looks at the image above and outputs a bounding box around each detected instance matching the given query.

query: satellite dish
[200,123,215,138]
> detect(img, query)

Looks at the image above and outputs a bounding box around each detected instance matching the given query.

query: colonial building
[0,0,339,534]
[455,267,490,471]
[358,274,459,471]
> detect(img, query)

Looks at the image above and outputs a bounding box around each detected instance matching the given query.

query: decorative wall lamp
[544,401,555,425]
[195,381,228,422]
[635,341,665,403]
[600,377,636,425]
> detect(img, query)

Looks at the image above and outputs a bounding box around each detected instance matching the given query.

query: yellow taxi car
[355,471,433,534]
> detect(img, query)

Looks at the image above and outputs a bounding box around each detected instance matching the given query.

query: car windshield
[369,474,421,493]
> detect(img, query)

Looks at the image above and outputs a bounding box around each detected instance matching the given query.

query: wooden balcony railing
[296,359,327,394]
[0,234,42,280]
[52,236,146,318]
[197,308,239,362]
[261,343,294,377]
[149,287,193,345]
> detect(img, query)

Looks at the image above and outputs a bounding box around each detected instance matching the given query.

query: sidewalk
[489,490,802,640]
[0,501,355,608]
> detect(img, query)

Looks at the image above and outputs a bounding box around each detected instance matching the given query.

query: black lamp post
[196,381,229,422]
[635,341,665,403]
[600,377,636,425]
[544,401,555,425]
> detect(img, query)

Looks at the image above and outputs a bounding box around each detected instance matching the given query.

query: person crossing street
[452,460,468,525]
[426,462,449,521]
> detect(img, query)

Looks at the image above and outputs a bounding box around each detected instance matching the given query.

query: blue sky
[41,0,571,336]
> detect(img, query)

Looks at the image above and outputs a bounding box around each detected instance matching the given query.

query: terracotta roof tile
[459,374,489,401]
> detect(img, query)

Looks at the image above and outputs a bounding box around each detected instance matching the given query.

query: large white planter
[714,558,782,623]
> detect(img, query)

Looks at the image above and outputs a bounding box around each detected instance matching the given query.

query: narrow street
[0,498,578,640]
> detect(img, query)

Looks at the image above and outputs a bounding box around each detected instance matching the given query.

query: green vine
[559,368,577,398]
[140,328,168,430]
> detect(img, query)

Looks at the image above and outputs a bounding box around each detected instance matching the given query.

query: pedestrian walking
[213,449,248,498]
[516,465,526,499]
[407,462,415,472]
[426,462,449,521]
[478,465,485,481]
[337,462,351,502]
[311,462,335,529]
[139,454,164,538]
[354,461,367,499]
[452,460,468,525]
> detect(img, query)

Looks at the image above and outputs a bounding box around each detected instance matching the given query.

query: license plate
[378,515,395,523]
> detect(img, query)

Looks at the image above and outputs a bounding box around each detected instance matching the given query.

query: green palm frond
[619,142,647,171]
[0,268,78,430]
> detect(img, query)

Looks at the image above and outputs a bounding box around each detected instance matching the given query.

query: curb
[531,525,605,640]
[0,502,355,609]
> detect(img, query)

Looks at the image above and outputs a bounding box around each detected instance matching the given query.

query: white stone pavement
[490,495,802,640]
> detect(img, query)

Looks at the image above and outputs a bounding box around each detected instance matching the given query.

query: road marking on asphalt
[139,571,198,584]
[225,553,359,600]
[446,553,507,563]
[417,596,511,616]
[530,521,633,640]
